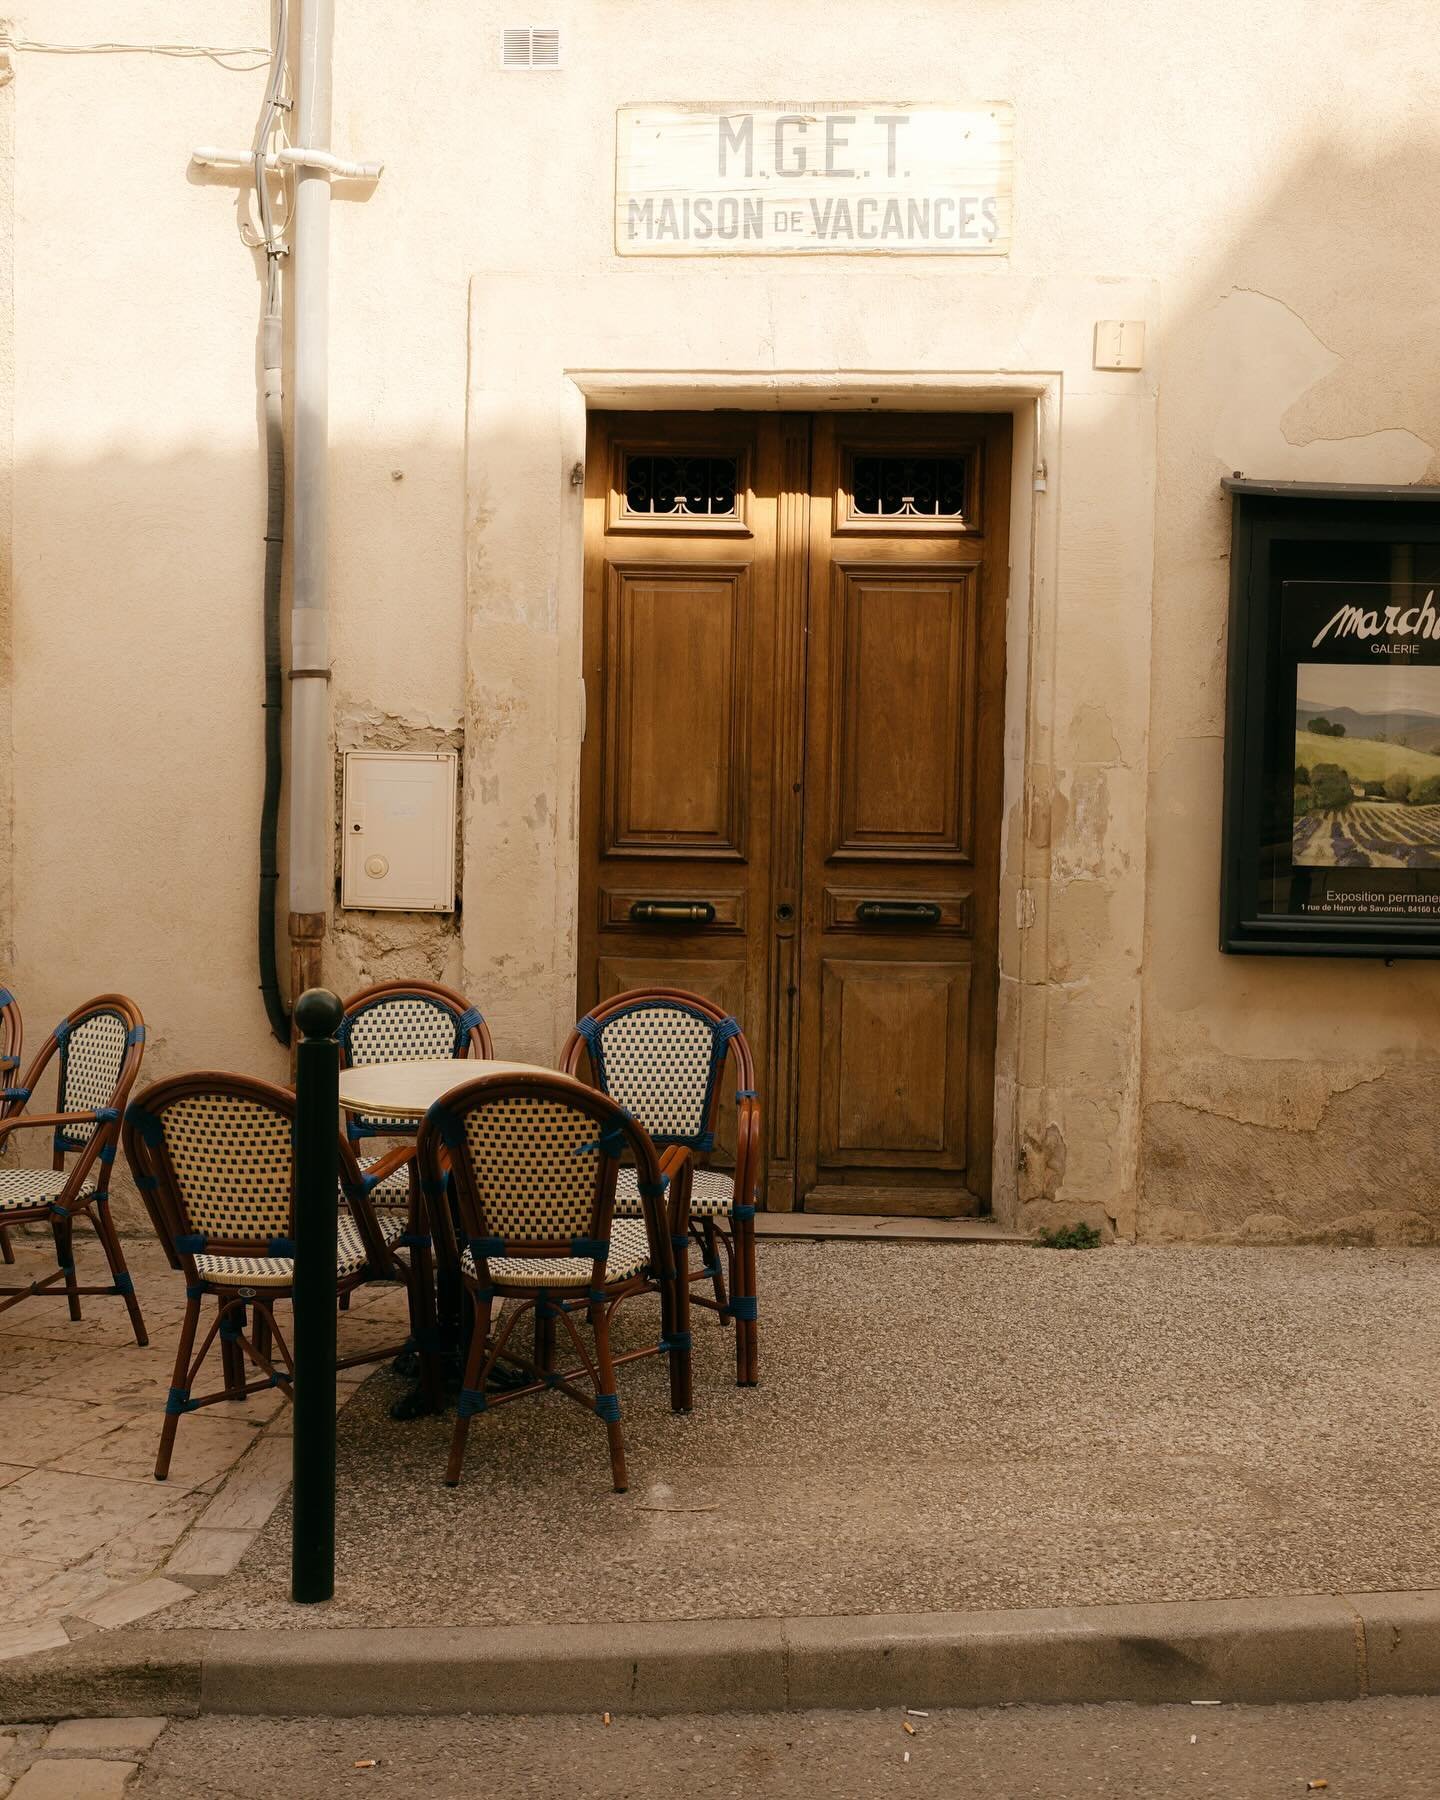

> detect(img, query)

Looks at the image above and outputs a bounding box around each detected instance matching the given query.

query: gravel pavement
[123,1698,1440,1798]
[156,1241,1440,1629]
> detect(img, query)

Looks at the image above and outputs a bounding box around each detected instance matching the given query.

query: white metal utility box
[341,750,458,913]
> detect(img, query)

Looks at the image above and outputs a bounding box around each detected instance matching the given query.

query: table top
[337,1057,555,1119]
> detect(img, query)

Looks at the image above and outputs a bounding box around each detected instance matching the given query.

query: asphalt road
[127,1698,1440,1798]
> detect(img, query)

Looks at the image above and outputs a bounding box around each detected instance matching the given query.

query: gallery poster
[1281,581,1440,925]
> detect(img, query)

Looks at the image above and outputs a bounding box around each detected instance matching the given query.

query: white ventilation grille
[502,26,561,68]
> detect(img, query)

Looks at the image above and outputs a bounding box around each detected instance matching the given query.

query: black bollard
[291,986,342,1605]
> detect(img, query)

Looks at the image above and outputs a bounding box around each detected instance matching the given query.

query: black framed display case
[1221,477,1440,957]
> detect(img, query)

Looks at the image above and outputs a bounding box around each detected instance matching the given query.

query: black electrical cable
[255,1,291,1045]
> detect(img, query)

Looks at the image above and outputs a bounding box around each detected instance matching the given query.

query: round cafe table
[337,1057,557,1417]
[337,1056,552,1123]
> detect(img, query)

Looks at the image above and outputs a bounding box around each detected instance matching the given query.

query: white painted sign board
[616,103,1013,256]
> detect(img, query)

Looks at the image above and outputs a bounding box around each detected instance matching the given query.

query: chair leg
[0,1226,13,1264]
[591,1303,627,1494]
[90,1197,148,1347]
[50,1211,81,1320]
[156,1294,202,1481]
[533,1299,557,1379]
[738,1213,759,1386]
[219,1300,247,1400]
[700,1219,729,1316]
[444,1292,493,1487]
[669,1236,693,1416]
[252,1304,272,1367]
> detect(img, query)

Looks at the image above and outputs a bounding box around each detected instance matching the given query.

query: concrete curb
[2,1591,1438,1721]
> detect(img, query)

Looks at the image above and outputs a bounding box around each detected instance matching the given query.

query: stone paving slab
[0,1232,409,1664]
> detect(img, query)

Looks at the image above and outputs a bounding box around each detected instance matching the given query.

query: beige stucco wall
[3,0,1439,1237]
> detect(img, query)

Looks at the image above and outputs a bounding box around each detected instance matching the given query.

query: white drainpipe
[287,0,334,996]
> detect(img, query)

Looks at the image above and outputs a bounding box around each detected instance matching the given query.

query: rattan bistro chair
[122,1072,417,1481]
[560,988,763,1386]
[0,986,22,1266]
[339,980,493,1205]
[0,994,148,1344]
[416,1071,691,1492]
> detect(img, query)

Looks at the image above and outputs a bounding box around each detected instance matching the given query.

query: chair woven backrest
[339,981,490,1139]
[54,1005,135,1151]
[124,1077,295,1256]
[419,1073,671,1277]
[572,994,742,1151]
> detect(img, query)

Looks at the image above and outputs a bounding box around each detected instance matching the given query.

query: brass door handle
[855,900,942,926]
[629,900,717,925]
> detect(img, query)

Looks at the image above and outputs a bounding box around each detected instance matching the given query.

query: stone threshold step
[754,1212,1030,1244]
[4,1590,1437,1722]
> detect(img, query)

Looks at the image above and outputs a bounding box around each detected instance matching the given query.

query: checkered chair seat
[194,1213,405,1290]
[613,1164,735,1220]
[459,1216,653,1290]
[0,1167,97,1213]
[358,1155,411,1204]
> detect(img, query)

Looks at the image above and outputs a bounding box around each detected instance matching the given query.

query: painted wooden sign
[616,104,1013,256]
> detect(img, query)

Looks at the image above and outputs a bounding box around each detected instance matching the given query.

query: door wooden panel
[829,565,978,859]
[818,959,971,1164]
[580,409,1010,1217]
[603,563,749,857]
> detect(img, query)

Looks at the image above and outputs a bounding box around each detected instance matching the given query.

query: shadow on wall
[1140,127,1440,1242]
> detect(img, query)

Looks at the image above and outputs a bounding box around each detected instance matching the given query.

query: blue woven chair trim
[2,1086,29,1101]
[112,1272,135,1297]
[54,1018,71,1045]
[728,1295,758,1322]
[736,1088,758,1098]
[545,1370,561,1388]
[219,1307,247,1341]
[660,1330,693,1354]
[670,1233,690,1252]
[165,1386,195,1415]
[185,1284,205,1301]
[731,1203,757,1221]
[98,1142,117,1164]
[456,1005,485,1040]
[267,1236,296,1257]
[0,986,12,1006]
[53,1135,83,1154]
[594,1392,621,1422]
[175,1233,207,1254]
[457,1386,488,1418]
[636,1175,669,1199]
[135,1171,158,1190]
[574,1119,628,1160]
[92,1106,119,1123]
[569,1236,609,1260]
[468,1235,505,1258]
[126,1024,146,1046]
[0,1058,16,1072]
[126,1103,164,1148]
[575,1014,603,1053]
[48,1203,69,1220]
[535,1297,560,1319]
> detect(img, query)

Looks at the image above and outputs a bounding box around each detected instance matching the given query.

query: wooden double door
[579,412,1009,1215]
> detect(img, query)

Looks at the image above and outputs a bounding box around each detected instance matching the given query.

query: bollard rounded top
[294,987,344,1041]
